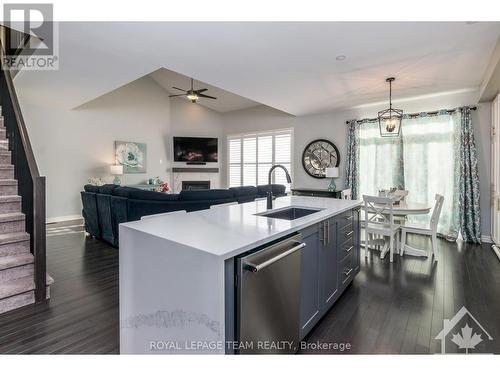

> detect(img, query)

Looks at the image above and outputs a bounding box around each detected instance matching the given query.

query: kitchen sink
[255,206,323,221]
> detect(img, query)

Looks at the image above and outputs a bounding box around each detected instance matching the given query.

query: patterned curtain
[402,113,460,239]
[457,107,482,243]
[345,120,360,199]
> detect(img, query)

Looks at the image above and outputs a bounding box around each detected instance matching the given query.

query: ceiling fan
[168,78,217,103]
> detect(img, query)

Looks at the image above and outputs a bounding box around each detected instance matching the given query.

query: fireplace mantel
[172,167,219,173]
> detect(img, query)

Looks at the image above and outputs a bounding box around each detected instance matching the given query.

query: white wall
[18,77,227,221]
[19,77,172,221]
[221,90,493,237]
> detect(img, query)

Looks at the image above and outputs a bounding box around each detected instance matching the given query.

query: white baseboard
[46,214,83,224]
[492,245,500,261]
[481,235,493,243]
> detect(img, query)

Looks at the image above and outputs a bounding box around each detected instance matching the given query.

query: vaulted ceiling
[14,22,500,115]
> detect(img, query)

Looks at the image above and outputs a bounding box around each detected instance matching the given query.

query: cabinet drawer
[337,222,354,246]
[339,240,355,260]
[339,252,355,286]
[336,210,354,230]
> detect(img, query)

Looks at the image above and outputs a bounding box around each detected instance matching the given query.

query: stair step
[0,253,34,282]
[0,213,25,234]
[0,195,21,214]
[0,140,8,151]
[0,253,33,271]
[0,129,6,140]
[0,231,29,245]
[0,273,53,299]
[0,179,17,186]
[0,212,25,223]
[0,232,30,256]
[0,195,21,202]
[0,179,17,196]
[0,151,11,165]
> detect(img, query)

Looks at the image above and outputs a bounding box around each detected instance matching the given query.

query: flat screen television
[173,137,218,163]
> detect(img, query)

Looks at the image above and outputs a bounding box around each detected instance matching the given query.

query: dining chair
[400,194,444,257]
[393,189,409,225]
[210,202,238,208]
[341,188,352,200]
[141,210,187,220]
[363,195,401,262]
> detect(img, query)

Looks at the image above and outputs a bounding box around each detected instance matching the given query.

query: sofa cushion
[229,186,258,197]
[98,184,118,195]
[179,189,234,201]
[257,184,286,197]
[83,184,100,193]
[112,186,141,198]
[128,189,180,201]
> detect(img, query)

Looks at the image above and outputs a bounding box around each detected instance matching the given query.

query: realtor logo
[435,306,493,354]
[2,3,59,70]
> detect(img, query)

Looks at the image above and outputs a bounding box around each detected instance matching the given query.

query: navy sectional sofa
[81,183,286,247]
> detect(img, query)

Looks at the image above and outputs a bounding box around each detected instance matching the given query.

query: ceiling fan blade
[169,94,186,97]
[171,87,187,92]
[194,88,208,93]
[198,94,217,99]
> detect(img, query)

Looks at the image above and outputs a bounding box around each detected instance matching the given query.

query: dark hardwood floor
[0,221,498,354]
[0,221,119,354]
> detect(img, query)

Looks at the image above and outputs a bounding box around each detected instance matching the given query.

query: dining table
[363,200,432,259]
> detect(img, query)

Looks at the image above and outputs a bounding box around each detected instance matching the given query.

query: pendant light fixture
[378,77,403,137]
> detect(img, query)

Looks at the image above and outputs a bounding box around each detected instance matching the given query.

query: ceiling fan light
[186,93,199,102]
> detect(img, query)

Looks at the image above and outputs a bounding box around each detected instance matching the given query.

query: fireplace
[182,181,211,191]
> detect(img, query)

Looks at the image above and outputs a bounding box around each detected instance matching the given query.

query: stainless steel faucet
[267,165,292,209]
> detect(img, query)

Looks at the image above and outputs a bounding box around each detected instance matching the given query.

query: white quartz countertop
[121,196,362,259]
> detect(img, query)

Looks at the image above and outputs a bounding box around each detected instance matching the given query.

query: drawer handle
[346,246,353,253]
[344,268,353,277]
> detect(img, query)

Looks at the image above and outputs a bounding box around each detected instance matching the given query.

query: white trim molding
[481,235,493,243]
[492,244,500,261]
[46,214,83,224]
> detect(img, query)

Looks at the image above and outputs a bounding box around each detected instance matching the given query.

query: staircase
[0,111,53,313]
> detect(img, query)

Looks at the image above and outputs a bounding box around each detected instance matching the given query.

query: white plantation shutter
[228,128,293,190]
[228,138,242,187]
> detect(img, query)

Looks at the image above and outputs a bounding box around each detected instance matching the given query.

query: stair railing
[0,35,47,303]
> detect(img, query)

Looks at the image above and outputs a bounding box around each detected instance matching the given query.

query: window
[228,129,293,190]
[358,114,459,237]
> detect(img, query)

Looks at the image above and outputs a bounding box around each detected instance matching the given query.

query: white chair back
[363,195,397,228]
[341,188,352,200]
[430,194,445,232]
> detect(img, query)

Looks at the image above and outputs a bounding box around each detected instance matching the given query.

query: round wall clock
[302,139,340,179]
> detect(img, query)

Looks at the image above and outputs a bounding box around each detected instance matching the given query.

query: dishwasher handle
[244,241,306,273]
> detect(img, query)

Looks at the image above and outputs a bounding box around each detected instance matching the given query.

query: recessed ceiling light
[336,55,346,61]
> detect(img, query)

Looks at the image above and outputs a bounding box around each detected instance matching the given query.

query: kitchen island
[119,196,362,354]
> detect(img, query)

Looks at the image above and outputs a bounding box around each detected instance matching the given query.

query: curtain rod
[345,106,477,125]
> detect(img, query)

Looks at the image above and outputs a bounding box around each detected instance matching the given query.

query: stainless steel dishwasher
[236,233,305,354]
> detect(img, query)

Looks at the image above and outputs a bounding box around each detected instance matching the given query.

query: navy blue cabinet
[299,224,321,340]
[298,208,360,340]
[320,218,339,313]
